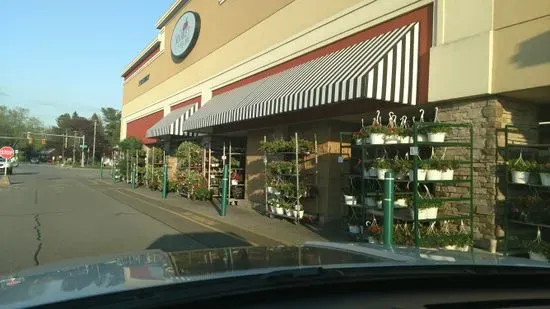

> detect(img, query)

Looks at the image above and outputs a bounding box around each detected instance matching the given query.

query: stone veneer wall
[436,98,538,247]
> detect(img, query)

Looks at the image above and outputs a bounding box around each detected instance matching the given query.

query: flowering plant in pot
[372,158,393,180]
[384,126,402,144]
[539,162,550,186]
[364,123,387,145]
[352,131,363,145]
[439,159,460,180]
[524,238,550,262]
[508,156,537,184]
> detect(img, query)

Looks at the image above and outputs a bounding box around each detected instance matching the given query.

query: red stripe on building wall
[170,96,202,111]
[126,110,164,144]
[213,5,432,104]
[123,44,161,81]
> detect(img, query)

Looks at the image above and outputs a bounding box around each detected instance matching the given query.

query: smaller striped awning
[146,103,200,138]
[180,22,419,132]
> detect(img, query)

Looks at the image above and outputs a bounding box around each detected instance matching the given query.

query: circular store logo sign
[171,11,201,59]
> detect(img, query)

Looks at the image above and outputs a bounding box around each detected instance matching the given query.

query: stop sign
[0,146,15,160]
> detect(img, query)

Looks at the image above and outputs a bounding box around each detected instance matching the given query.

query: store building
[121,0,550,245]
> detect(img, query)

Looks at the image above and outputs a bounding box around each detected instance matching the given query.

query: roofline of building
[155,0,190,30]
[121,37,161,77]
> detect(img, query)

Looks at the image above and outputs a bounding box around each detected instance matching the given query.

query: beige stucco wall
[492,0,550,94]
[429,0,550,102]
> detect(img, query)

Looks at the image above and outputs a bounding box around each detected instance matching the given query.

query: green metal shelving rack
[338,122,475,249]
[502,124,550,256]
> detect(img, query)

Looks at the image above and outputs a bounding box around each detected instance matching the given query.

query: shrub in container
[524,239,550,262]
[399,127,413,144]
[539,163,550,186]
[508,157,537,184]
[443,233,474,252]
[373,158,393,180]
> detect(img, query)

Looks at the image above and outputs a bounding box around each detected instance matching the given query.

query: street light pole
[92,120,97,165]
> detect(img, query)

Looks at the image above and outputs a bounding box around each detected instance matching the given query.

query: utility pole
[81,134,85,168]
[92,120,97,165]
[72,131,77,166]
[62,129,67,165]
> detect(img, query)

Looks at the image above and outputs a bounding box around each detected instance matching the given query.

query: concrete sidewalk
[100,180,347,246]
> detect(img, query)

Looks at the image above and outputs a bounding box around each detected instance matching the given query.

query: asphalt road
[0,164,266,276]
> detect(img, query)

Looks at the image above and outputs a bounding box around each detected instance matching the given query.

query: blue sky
[0,0,173,126]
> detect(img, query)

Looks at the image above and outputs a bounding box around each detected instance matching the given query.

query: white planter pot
[298,210,304,219]
[441,169,454,180]
[511,171,530,184]
[445,245,470,252]
[399,136,412,144]
[355,138,363,145]
[365,197,376,207]
[211,163,220,167]
[370,133,386,145]
[384,135,400,144]
[344,195,357,206]
[529,251,548,262]
[541,173,550,186]
[231,179,239,185]
[412,207,438,220]
[395,198,408,208]
[367,236,376,243]
[427,132,446,143]
[348,225,360,234]
[275,207,284,215]
[426,169,442,181]
[364,167,377,178]
[416,134,428,142]
[292,210,300,218]
[377,168,391,180]
[409,169,427,181]
[376,200,383,209]
[285,209,292,216]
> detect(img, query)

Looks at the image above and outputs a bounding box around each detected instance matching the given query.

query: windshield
[0,0,548,308]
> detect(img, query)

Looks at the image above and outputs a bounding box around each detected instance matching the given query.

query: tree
[0,105,44,153]
[101,107,121,147]
[117,137,142,151]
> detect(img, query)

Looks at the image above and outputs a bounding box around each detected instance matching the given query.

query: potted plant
[352,131,363,145]
[348,218,361,234]
[408,161,429,181]
[394,195,410,208]
[508,157,536,184]
[399,127,413,144]
[364,124,387,145]
[539,162,550,186]
[414,199,443,220]
[439,159,460,180]
[292,203,304,219]
[373,158,393,180]
[364,195,377,208]
[419,123,452,143]
[524,238,550,262]
[281,201,293,217]
[426,159,443,181]
[393,158,412,180]
[366,221,382,243]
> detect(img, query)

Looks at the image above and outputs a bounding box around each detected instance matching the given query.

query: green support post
[221,164,229,216]
[162,163,168,199]
[131,164,136,190]
[383,171,395,250]
[100,158,104,179]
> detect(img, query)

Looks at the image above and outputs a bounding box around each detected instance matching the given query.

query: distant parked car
[30,157,39,164]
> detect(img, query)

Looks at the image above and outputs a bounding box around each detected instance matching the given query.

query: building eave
[155,0,190,30]
[121,38,161,78]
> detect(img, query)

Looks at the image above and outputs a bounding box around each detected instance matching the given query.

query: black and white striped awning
[146,103,200,138]
[181,22,419,131]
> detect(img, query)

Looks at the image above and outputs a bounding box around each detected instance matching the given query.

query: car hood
[0,243,547,308]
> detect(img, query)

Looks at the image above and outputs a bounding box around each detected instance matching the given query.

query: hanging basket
[427,132,446,143]
[511,171,530,184]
